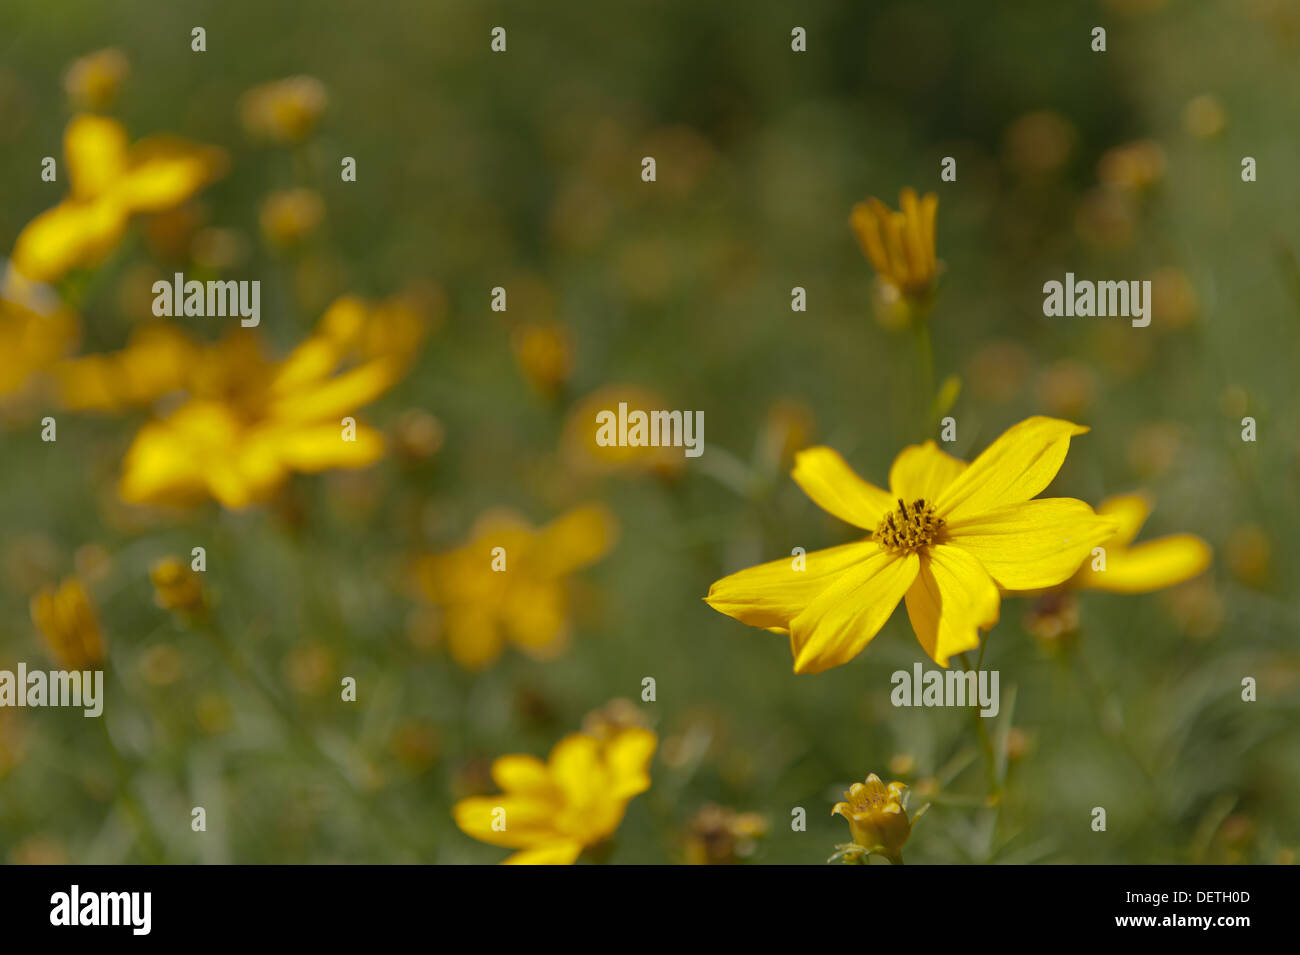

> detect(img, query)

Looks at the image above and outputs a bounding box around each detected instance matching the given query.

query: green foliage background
[1,0,1297,863]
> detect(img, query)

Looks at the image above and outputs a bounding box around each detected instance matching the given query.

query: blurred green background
[1,0,1297,863]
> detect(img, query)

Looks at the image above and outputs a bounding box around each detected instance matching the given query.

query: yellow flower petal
[502,841,584,865]
[903,544,999,666]
[491,754,553,794]
[11,199,129,282]
[452,795,558,849]
[792,447,894,529]
[705,540,874,631]
[850,201,890,276]
[537,504,617,576]
[65,114,128,200]
[114,136,227,212]
[548,734,603,805]
[271,421,384,471]
[889,440,968,502]
[946,497,1117,590]
[444,607,507,671]
[936,416,1089,522]
[1096,492,1152,548]
[604,727,657,800]
[790,546,918,674]
[268,359,400,424]
[1074,534,1211,593]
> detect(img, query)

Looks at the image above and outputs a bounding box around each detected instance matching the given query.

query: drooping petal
[789,548,918,674]
[502,841,584,865]
[935,416,1089,522]
[792,447,894,529]
[11,199,129,283]
[849,201,890,276]
[270,421,385,471]
[65,114,129,200]
[1095,493,1152,548]
[889,440,968,502]
[705,540,875,631]
[452,795,559,849]
[1073,534,1211,593]
[945,497,1117,590]
[605,727,657,800]
[903,544,999,666]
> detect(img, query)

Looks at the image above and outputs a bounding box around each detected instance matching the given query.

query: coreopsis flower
[149,556,207,616]
[240,76,327,143]
[413,504,617,670]
[452,725,656,864]
[63,48,129,111]
[259,189,325,247]
[11,115,226,283]
[1069,493,1211,593]
[0,295,80,406]
[30,577,106,670]
[117,313,414,510]
[705,417,1116,672]
[832,774,915,864]
[850,188,939,304]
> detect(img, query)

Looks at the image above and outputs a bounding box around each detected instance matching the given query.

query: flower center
[875,498,944,554]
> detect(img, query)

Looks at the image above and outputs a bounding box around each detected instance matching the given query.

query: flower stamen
[875,498,944,554]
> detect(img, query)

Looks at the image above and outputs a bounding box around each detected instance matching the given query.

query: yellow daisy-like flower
[12,115,226,283]
[832,774,913,862]
[850,187,940,301]
[414,504,617,670]
[706,416,1116,672]
[63,48,130,111]
[30,577,106,670]
[117,312,414,510]
[1069,492,1211,593]
[0,295,80,405]
[240,76,328,144]
[453,725,656,865]
[149,556,207,616]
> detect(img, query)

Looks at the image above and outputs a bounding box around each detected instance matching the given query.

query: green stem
[912,315,935,439]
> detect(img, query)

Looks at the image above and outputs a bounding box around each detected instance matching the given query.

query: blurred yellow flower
[0,295,80,405]
[149,556,207,615]
[452,725,656,864]
[684,804,767,865]
[63,48,129,111]
[12,115,226,283]
[117,303,417,509]
[55,324,196,412]
[1070,493,1211,593]
[511,321,573,395]
[706,417,1115,671]
[30,577,106,670]
[561,384,685,478]
[1097,140,1166,192]
[850,188,939,302]
[832,774,913,863]
[414,504,617,670]
[240,76,328,143]
[259,188,325,247]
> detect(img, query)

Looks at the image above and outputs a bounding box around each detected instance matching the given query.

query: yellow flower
[706,417,1116,672]
[561,384,685,478]
[55,324,197,412]
[850,188,939,301]
[30,577,106,670]
[259,189,325,247]
[1069,492,1211,593]
[414,504,617,670]
[12,115,226,283]
[832,774,912,862]
[118,308,415,510]
[149,556,207,615]
[63,48,129,111]
[511,321,573,395]
[0,295,80,405]
[453,725,656,864]
[240,76,328,143]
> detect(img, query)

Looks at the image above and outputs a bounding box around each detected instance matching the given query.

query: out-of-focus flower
[55,324,196,412]
[561,384,686,478]
[137,644,183,686]
[118,299,418,509]
[966,341,1031,405]
[684,804,767,864]
[283,643,335,696]
[313,294,428,373]
[1003,110,1076,175]
[832,774,914,864]
[392,409,444,463]
[581,698,648,740]
[1163,577,1223,641]
[149,556,207,616]
[63,49,129,111]
[707,418,1115,672]
[1148,267,1199,329]
[1072,493,1211,593]
[452,724,656,864]
[1226,523,1271,588]
[1183,94,1227,139]
[1023,590,1081,649]
[1075,187,1138,249]
[30,577,106,669]
[1126,422,1183,478]
[413,503,617,670]
[240,76,327,143]
[0,295,80,405]
[1036,359,1096,420]
[511,321,573,395]
[259,189,325,247]
[850,188,940,304]
[191,227,249,270]
[12,115,226,283]
[1097,140,1166,192]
